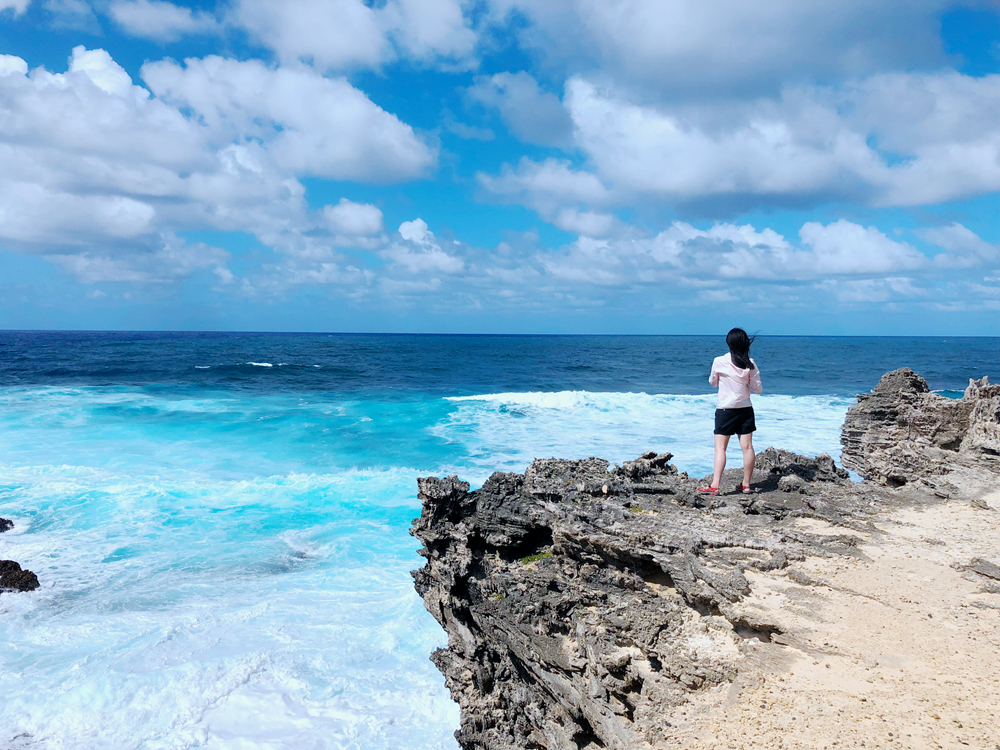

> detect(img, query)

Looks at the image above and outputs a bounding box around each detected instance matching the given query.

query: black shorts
[714,406,756,436]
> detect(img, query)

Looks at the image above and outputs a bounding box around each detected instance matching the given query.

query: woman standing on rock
[698,328,762,495]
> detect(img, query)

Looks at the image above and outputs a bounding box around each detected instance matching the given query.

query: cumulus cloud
[382,219,465,274]
[68,46,137,96]
[143,56,435,181]
[47,234,230,284]
[321,199,385,249]
[0,54,28,76]
[479,72,1000,216]
[0,48,435,288]
[0,182,156,244]
[231,0,476,71]
[110,0,221,42]
[525,218,971,291]
[819,277,928,303]
[917,222,1000,268]
[232,0,387,70]
[468,72,573,147]
[489,0,953,97]
[381,0,477,64]
[797,221,928,276]
[478,158,611,219]
[323,199,384,237]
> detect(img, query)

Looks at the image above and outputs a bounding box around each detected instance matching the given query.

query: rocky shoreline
[411,369,1000,749]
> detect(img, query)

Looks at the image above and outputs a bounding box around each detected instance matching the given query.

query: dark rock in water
[1,520,40,594]
[0,560,40,593]
[412,448,867,750]
[841,368,1000,486]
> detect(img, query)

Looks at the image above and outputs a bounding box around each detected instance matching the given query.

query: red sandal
[738,484,754,494]
[696,485,720,495]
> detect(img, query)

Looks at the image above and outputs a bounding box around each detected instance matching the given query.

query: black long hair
[726,328,756,370]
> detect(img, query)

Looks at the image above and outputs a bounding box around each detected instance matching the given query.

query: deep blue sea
[0,332,996,749]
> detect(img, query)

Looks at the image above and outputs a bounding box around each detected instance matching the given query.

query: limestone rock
[840,368,1000,486]
[412,449,864,750]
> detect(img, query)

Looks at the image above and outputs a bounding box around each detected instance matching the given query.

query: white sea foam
[194,366,210,369]
[0,464,458,749]
[441,390,853,480]
[247,362,273,367]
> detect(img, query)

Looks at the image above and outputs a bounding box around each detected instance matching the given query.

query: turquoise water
[0,334,996,748]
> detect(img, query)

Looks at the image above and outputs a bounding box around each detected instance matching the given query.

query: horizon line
[1,329,997,339]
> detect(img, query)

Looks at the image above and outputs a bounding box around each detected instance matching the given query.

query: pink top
[709,353,763,409]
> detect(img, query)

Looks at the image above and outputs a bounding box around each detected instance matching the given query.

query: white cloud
[143,56,435,181]
[489,0,953,96]
[552,208,614,237]
[381,0,477,65]
[110,0,220,42]
[0,182,156,244]
[797,220,927,276]
[540,237,625,285]
[231,0,476,71]
[527,218,931,288]
[44,0,100,31]
[382,219,464,274]
[0,0,30,15]
[820,277,927,303]
[0,54,28,76]
[68,46,137,97]
[477,158,611,218]
[468,72,573,147]
[917,222,1000,269]
[320,198,385,249]
[323,199,384,237]
[0,48,436,288]
[232,0,387,70]
[479,72,1000,215]
[47,234,230,284]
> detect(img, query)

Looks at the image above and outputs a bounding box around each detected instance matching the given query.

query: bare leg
[739,432,755,488]
[712,434,730,489]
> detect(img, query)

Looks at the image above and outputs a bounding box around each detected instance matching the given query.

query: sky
[0,0,997,334]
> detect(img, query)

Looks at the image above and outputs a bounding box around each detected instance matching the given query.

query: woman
[697,328,762,495]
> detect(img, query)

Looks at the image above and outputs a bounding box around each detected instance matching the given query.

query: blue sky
[0,0,997,334]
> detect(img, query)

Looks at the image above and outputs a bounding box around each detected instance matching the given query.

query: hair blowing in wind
[726,328,756,370]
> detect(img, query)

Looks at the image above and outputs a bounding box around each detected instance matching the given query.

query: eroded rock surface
[840,368,1000,487]
[412,369,1000,750]
[411,451,879,750]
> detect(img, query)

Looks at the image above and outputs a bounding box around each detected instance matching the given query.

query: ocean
[0,332,996,749]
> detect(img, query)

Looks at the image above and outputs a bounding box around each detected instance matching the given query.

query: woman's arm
[709,359,720,387]
[750,360,763,394]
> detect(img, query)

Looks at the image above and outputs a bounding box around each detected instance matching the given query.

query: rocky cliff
[410,369,1000,750]
[840,368,1000,489]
